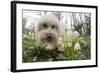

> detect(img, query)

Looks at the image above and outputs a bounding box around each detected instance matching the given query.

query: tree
[22,17,27,33]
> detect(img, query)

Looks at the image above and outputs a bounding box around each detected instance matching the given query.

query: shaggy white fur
[35,14,63,51]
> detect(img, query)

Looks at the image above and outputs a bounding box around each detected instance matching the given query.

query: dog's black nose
[47,34,52,42]
[47,34,52,39]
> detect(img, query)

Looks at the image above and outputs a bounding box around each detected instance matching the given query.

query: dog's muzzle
[47,34,52,42]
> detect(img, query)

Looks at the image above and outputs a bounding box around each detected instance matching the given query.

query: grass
[81,36,91,59]
[22,35,91,63]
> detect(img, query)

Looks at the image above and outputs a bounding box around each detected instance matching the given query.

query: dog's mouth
[46,36,52,42]
[41,37,52,43]
[47,38,52,42]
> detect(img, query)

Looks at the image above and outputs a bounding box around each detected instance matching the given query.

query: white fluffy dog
[35,15,63,51]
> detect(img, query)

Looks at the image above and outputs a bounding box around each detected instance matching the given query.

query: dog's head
[35,15,60,44]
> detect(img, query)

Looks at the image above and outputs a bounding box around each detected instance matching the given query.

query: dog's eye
[52,25,55,29]
[43,23,48,28]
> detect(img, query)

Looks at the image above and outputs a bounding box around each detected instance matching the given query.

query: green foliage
[79,36,91,59]
[22,31,90,63]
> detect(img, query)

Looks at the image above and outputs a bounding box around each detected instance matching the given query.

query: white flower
[58,37,63,42]
[63,31,67,39]
[64,30,80,42]
[68,42,72,47]
[73,31,80,39]
[78,37,83,42]
[74,42,81,51]
[58,37,64,48]
[81,41,87,46]
[66,30,74,41]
